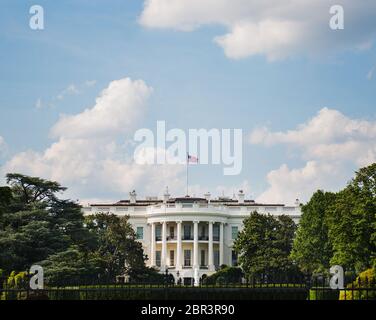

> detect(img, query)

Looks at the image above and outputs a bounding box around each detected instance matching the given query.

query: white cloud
[214,19,301,61]
[139,0,376,60]
[51,78,153,139]
[249,107,376,165]
[250,108,376,203]
[36,80,98,110]
[1,77,183,201]
[56,84,79,100]
[257,161,345,205]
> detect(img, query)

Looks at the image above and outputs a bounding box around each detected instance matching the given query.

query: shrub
[309,289,339,300]
[203,267,243,285]
[46,286,308,300]
[1,271,28,300]
[339,268,376,300]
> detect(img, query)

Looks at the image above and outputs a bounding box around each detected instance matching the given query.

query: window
[201,226,206,236]
[183,225,191,240]
[169,226,175,239]
[213,224,220,241]
[155,225,162,241]
[199,226,208,240]
[156,251,161,267]
[136,227,143,240]
[170,250,175,266]
[232,250,238,266]
[184,250,191,266]
[214,250,219,267]
[200,250,206,266]
[231,226,239,240]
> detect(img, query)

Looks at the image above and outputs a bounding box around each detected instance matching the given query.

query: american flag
[187,154,199,163]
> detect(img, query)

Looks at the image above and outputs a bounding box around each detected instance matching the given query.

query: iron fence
[0,276,375,301]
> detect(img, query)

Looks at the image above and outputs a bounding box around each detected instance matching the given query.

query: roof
[89,196,285,207]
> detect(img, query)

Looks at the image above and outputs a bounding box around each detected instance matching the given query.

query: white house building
[82,190,301,286]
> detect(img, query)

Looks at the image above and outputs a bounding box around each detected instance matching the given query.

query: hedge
[339,268,376,300]
[44,286,308,300]
[309,289,339,300]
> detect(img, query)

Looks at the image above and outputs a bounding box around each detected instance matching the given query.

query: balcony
[157,235,220,241]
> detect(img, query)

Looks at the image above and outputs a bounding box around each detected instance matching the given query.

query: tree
[326,186,375,273]
[234,212,299,282]
[6,173,66,208]
[0,217,70,271]
[0,187,12,228]
[85,213,146,282]
[0,174,90,272]
[291,163,376,276]
[325,164,376,273]
[290,190,336,274]
[39,246,104,286]
[202,266,243,285]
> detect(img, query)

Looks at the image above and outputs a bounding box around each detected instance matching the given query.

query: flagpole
[186,153,189,196]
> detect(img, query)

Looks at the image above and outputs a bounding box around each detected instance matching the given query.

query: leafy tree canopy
[0,173,146,286]
[234,212,299,281]
[290,190,336,274]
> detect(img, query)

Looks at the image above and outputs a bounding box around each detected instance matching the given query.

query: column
[193,221,199,268]
[150,222,156,266]
[208,221,214,271]
[161,221,167,270]
[219,222,224,266]
[176,221,182,269]
[193,221,199,286]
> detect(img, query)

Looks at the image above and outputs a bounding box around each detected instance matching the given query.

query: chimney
[238,190,245,204]
[163,186,170,203]
[204,192,211,202]
[129,190,137,204]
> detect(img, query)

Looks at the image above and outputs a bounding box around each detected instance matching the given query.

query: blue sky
[1,1,376,204]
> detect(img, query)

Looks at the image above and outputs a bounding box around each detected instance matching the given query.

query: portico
[149,220,224,285]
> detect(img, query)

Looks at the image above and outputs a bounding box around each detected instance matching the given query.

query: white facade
[82,191,301,286]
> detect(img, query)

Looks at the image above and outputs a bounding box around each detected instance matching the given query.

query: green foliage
[0,271,29,300]
[339,268,376,300]
[326,164,376,273]
[85,213,146,282]
[290,190,336,274]
[234,212,299,281]
[309,289,339,300]
[292,163,376,277]
[203,267,243,285]
[45,286,308,300]
[39,246,104,286]
[129,267,166,283]
[6,173,66,207]
[0,173,147,286]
